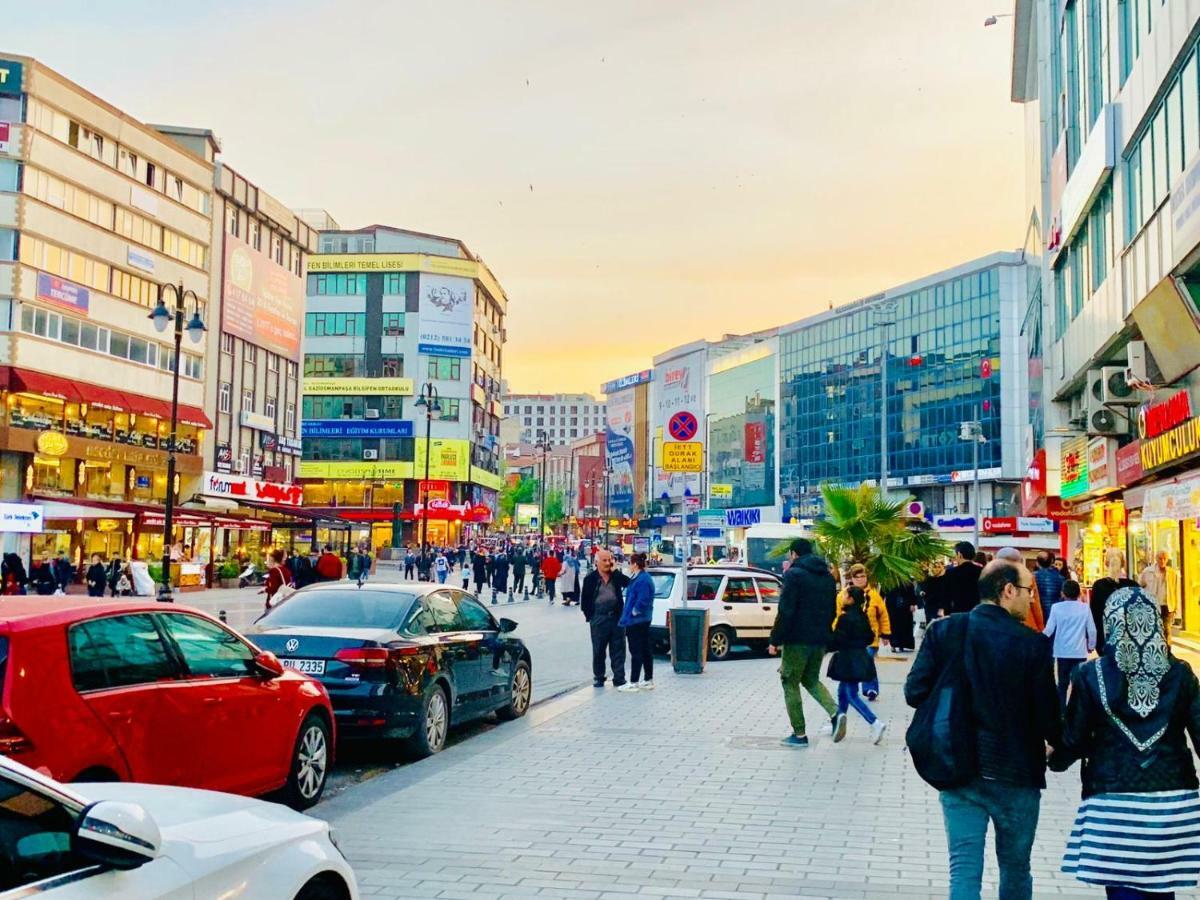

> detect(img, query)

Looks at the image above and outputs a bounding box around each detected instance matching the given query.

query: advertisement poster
[605,388,636,516]
[653,350,704,499]
[222,232,304,362]
[417,274,474,357]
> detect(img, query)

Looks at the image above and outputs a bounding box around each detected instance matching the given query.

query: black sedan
[246,582,532,757]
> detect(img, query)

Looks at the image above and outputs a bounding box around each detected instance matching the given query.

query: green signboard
[1060,435,1089,500]
[0,60,22,96]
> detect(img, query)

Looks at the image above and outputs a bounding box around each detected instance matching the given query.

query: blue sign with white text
[0,60,22,96]
[724,508,763,528]
[301,420,414,439]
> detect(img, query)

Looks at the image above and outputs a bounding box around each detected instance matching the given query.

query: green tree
[499,476,539,519]
[810,483,950,591]
[544,490,565,527]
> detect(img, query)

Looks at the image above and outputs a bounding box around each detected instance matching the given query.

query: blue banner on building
[600,369,653,395]
[0,60,22,96]
[604,386,636,517]
[301,420,414,439]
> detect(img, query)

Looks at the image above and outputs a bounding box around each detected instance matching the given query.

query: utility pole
[959,410,986,549]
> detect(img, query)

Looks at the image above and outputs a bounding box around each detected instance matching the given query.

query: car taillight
[334,646,421,671]
[0,717,32,754]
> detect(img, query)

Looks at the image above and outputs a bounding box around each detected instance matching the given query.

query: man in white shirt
[1140,550,1180,643]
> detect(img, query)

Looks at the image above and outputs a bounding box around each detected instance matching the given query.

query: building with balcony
[298,225,508,548]
[0,54,215,567]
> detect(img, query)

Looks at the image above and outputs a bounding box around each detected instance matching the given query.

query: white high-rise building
[502,392,606,446]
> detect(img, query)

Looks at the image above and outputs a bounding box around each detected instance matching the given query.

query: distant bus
[742,523,816,575]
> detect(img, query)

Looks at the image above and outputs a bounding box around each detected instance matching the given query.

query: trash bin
[669,607,709,674]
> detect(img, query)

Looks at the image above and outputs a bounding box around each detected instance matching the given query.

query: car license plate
[281,658,326,675]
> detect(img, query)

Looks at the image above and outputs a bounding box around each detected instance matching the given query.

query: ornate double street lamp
[414,383,442,548]
[148,282,206,602]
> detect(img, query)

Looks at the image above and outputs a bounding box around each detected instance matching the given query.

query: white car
[0,755,357,899]
[647,565,783,660]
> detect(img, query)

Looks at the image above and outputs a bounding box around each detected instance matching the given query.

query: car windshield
[259,589,419,631]
[649,573,675,598]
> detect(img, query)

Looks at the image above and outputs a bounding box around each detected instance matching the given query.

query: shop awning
[5,368,81,402]
[39,500,135,520]
[3,367,211,428]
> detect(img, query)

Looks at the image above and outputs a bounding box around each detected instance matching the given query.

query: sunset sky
[12,0,1027,394]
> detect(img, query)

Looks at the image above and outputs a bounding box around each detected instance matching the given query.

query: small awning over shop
[39,500,135,520]
[4,368,80,402]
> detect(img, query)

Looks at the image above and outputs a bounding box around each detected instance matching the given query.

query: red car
[0,598,334,809]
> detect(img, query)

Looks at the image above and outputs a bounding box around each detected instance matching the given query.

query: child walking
[828,586,888,744]
[1043,579,1096,710]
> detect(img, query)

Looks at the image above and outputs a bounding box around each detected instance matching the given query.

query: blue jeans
[837,681,876,724]
[436,570,448,583]
[940,778,1041,900]
[863,646,879,696]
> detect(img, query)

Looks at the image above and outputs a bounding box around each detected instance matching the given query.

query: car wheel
[496,660,531,721]
[708,626,734,661]
[408,684,449,758]
[282,713,330,811]
[294,873,351,900]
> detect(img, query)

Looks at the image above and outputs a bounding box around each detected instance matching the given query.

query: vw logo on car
[285,639,300,652]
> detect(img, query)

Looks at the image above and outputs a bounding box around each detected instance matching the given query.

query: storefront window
[82,462,123,500]
[32,458,75,495]
[9,394,63,430]
[302,482,370,507]
[373,483,404,507]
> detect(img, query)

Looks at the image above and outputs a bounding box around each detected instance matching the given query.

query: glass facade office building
[779,254,1028,518]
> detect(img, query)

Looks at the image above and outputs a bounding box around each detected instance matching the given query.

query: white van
[647,564,783,660]
[739,523,816,575]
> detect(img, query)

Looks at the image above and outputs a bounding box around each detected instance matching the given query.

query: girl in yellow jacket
[835,563,890,699]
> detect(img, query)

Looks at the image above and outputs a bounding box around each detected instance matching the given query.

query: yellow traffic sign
[662,441,703,473]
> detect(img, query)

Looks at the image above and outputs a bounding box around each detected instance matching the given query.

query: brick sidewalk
[315,649,1139,900]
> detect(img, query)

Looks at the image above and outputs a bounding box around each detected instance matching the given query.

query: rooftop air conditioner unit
[364,409,381,419]
[362,449,379,460]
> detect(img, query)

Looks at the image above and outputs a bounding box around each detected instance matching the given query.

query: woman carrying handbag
[828,586,889,744]
[261,548,295,611]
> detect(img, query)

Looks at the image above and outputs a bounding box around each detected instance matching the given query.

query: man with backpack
[904,559,1060,900]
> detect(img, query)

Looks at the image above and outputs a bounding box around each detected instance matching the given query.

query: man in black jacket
[944,541,983,614]
[580,549,628,687]
[768,539,844,747]
[905,559,1060,900]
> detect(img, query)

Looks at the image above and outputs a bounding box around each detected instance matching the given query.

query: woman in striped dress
[1050,586,1200,899]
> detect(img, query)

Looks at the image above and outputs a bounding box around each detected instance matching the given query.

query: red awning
[75,383,132,413]
[175,404,212,429]
[6,368,81,402]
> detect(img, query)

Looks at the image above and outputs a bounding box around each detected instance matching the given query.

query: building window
[239,449,251,475]
[307,273,367,296]
[219,382,231,414]
[228,206,239,238]
[304,312,365,336]
[384,273,404,294]
[439,398,461,422]
[427,355,462,380]
[221,333,234,355]
[267,352,279,373]
[285,403,295,432]
[381,355,404,377]
[381,313,404,336]
[250,219,261,251]
[242,389,254,412]
[265,396,276,419]
[304,353,364,376]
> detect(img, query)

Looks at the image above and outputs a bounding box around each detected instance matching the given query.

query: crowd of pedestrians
[761,535,1200,899]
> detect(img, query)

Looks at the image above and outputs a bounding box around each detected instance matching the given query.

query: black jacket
[943,561,982,614]
[580,570,629,623]
[769,554,836,647]
[471,554,488,581]
[919,574,945,618]
[1050,656,1200,798]
[827,606,877,683]
[85,563,107,596]
[905,604,1060,789]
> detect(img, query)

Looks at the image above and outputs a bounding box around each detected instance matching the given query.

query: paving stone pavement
[316,647,1198,900]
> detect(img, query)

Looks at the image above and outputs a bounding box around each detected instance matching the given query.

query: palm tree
[811,483,950,592]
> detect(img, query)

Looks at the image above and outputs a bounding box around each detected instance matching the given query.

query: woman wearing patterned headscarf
[1050,587,1200,899]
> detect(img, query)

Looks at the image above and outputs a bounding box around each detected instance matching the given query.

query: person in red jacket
[541,552,562,603]
[261,548,293,610]
[315,545,343,581]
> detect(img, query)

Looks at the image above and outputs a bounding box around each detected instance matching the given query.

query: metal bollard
[218,609,227,623]
[507,591,514,603]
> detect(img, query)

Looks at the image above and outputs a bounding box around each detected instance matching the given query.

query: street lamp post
[148,283,206,603]
[603,461,612,548]
[414,383,442,550]
[535,431,551,547]
[959,410,986,548]
[874,300,898,498]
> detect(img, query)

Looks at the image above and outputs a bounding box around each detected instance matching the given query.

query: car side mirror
[253,650,285,678]
[73,800,161,870]
[498,618,518,634]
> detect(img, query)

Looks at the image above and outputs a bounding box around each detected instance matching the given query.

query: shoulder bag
[906,616,976,790]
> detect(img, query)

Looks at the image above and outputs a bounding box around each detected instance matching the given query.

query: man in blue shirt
[1033,551,1064,620]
